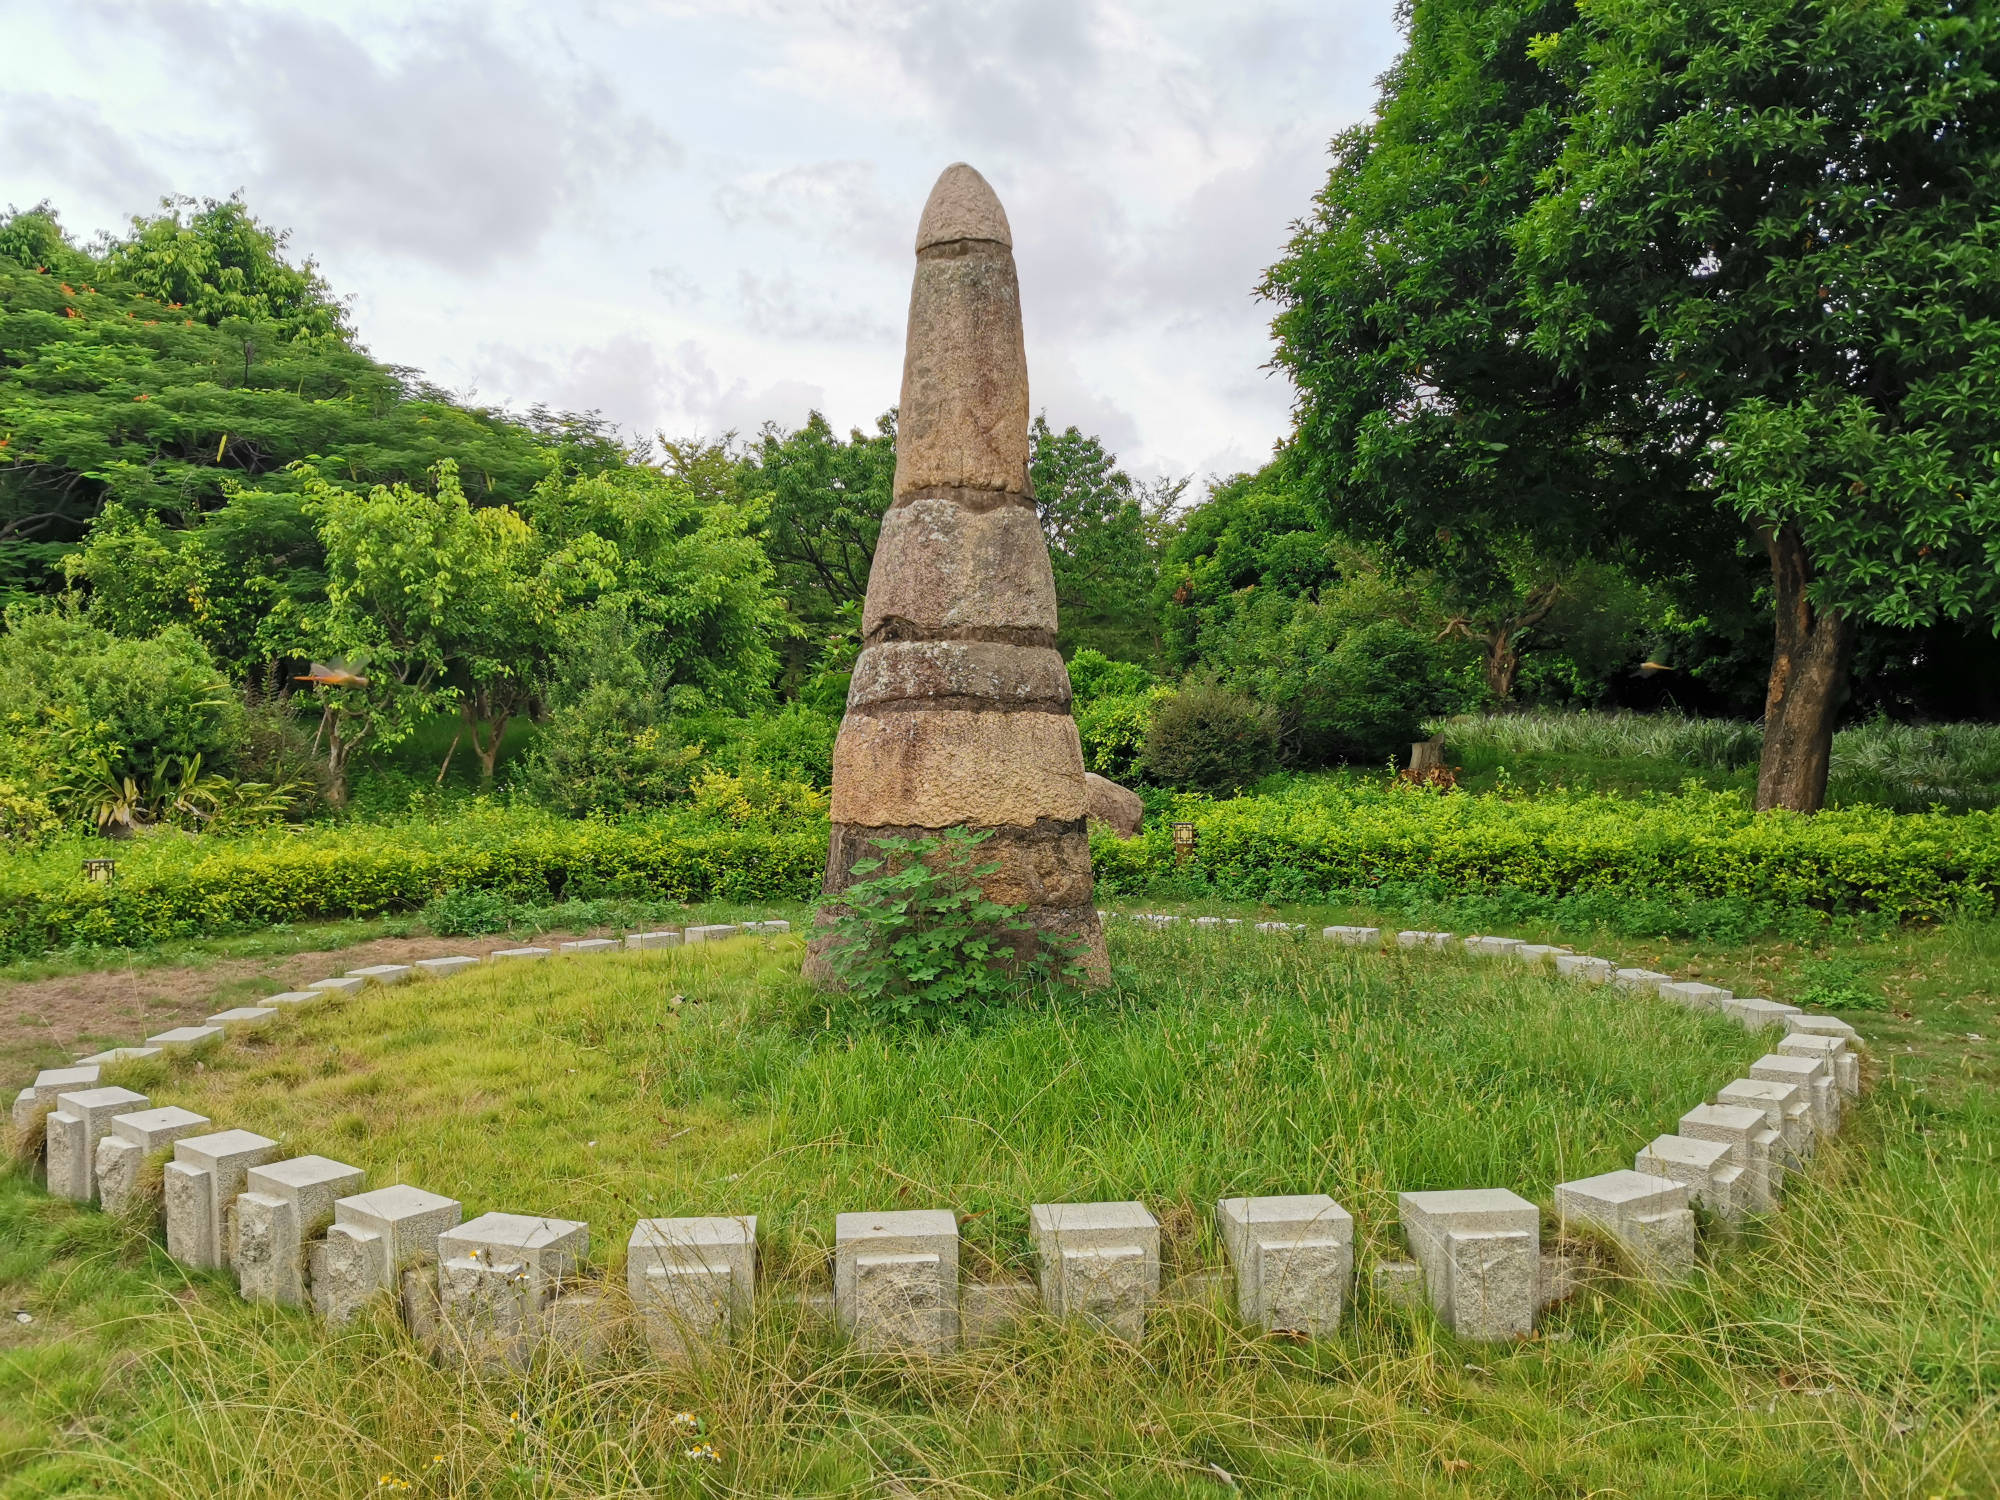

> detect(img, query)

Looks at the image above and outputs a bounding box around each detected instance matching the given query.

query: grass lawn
[0,900,807,1082]
[1,917,1996,1497]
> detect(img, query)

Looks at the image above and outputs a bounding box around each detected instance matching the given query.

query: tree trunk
[1755,523,1855,813]
[435,726,463,787]
[466,703,507,782]
[323,711,352,809]
[1484,631,1521,701]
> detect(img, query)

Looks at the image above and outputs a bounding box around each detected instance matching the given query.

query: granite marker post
[808,163,1107,983]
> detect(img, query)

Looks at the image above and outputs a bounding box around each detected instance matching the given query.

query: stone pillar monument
[806,163,1107,985]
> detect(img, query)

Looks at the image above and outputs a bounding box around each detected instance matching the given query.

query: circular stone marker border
[9,911,1862,1360]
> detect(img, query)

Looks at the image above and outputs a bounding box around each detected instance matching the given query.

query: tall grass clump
[1430,708,2000,811]
[1430,708,1765,769]
[1829,718,2000,811]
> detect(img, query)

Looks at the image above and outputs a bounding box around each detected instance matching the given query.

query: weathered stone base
[835,1209,959,1353]
[1029,1201,1160,1341]
[234,1155,366,1307]
[1398,1189,1540,1341]
[96,1106,209,1217]
[164,1130,279,1269]
[1217,1194,1353,1336]
[1554,1170,1695,1278]
[807,818,1107,984]
[46,1086,148,1202]
[436,1212,589,1367]
[628,1215,756,1360]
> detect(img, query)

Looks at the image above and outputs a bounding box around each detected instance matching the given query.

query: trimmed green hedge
[1091,782,1999,923]
[2,782,1992,956]
[0,813,824,956]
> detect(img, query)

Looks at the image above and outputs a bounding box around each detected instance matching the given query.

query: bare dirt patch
[0,931,607,1077]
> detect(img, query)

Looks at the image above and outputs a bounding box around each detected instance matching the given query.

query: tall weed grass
[1431,709,2000,811]
[1432,708,1766,771]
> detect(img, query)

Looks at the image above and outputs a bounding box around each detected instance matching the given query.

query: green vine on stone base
[823,827,1084,1029]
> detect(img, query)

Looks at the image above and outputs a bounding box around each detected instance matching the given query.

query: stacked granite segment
[808,163,1106,984]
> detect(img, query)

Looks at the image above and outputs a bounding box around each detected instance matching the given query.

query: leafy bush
[1297,619,1461,764]
[421,886,511,936]
[0,607,246,786]
[1066,649,1159,704]
[1076,687,1173,781]
[1200,592,1468,767]
[4,771,1994,956]
[235,700,333,817]
[521,687,705,817]
[822,829,1079,1028]
[1139,685,1278,794]
[0,607,309,836]
[690,768,829,827]
[1791,957,1890,1012]
[0,808,824,955]
[0,781,59,847]
[708,703,840,788]
[1087,779,2000,925]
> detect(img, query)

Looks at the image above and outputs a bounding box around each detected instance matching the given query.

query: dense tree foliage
[0,203,560,602]
[1029,416,1159,660]
[103,195,353,346]
[736,412,893,626]
[1157,467,1339,670]
[6,121,1997,846]
[1261,0,1714,687]
[522,461,786,716]
[1269,0,2000,809]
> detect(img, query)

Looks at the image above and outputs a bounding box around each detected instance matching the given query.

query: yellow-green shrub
[0,811,822,955]
[3,782,1992,956]
[1091,781,1998,922]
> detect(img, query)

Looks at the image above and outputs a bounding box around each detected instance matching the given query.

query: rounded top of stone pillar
[916,163,1012,251]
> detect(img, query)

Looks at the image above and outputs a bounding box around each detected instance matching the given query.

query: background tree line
[5,31,1998,847]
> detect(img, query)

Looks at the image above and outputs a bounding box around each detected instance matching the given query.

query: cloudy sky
[0,0,1402,485]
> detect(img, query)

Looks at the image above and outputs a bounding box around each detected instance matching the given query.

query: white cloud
[0,0,1404,479]
[712,160,905,264]
[735,269,897,346]
[99,0,682,269]
[0,93,169,231]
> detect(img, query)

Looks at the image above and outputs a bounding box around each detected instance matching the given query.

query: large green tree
[0,202,559,603]
[1515,0,2000,810]
[1029,416,1162,660]
[1263,0,1713,696]
[293,461,567,798]
[523,460,787,715]
[1269,0,2000,809]
[733,411,895,675]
